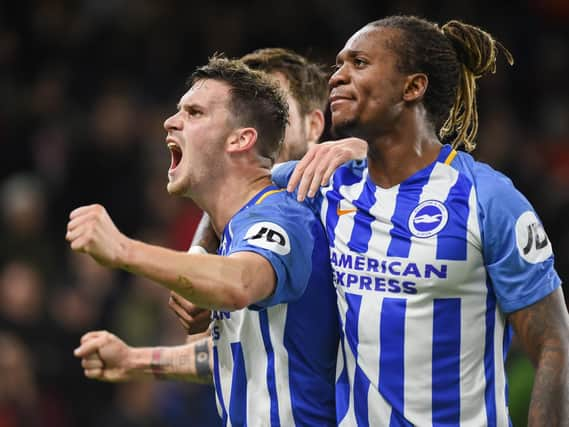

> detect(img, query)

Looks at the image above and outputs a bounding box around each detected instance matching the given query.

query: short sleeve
[477,169,561,313]
[271,161,298,188]
[226,194,318,309]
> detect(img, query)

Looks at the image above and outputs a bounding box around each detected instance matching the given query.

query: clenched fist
[74,330,133,382]
[66,204,130,268]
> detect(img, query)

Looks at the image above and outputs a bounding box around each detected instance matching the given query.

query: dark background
[0,1,567,426]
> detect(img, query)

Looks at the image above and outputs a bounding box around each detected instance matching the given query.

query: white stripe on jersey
[267,306,294,426]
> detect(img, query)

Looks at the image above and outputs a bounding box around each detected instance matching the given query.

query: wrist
[118,237,137,271]
[126,347,154,379]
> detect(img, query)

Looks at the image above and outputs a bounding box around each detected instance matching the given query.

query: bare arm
[286,137,367,201]
[191,212,220,253]
[74,330,213,383]
[508,287,569,426]
[66,204,276,311]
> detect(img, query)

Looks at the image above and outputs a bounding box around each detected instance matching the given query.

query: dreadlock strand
[439,20,513,151]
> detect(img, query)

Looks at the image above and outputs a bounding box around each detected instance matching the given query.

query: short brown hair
[241,48,329,116]
[188,56,289,163]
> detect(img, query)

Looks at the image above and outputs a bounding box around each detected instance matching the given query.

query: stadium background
[0,1,567,426]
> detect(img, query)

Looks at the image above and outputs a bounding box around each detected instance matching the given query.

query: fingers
[81,349,104,380]
[287,150,316,194]
[296,146,333,201]
[82,353,104,370]
[75,331,108,357]
[169,299,191,331]
[170,291,198,312]
[84,367,104,379]
[66,205,107,244]
[169,292,211,334]
[69,204,105,221]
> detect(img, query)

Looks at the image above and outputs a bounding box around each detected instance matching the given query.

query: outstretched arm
[74,330,213,383]
[65,204,276,311]
[508,288,569,426]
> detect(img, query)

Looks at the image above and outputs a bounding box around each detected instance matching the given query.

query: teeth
[168,142,178,149]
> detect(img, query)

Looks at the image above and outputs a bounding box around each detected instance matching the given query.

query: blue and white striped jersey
[273,145,561,426]
[212,185,338,427]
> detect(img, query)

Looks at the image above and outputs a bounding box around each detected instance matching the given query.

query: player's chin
[166,180,187,196]
[330,117,356,139]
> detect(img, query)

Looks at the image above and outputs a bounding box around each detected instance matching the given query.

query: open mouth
[168,142,183,171]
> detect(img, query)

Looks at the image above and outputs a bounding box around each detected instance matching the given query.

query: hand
[287,137,367,201]
[74,330,132,382]
[169,291,211,334]
[65,204,129,268]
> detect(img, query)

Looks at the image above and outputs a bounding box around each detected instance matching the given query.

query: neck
[191,169,273,237]
[365,109,442,188]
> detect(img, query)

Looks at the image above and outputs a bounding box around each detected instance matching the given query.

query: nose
[329,64,349,89]
[163,111,182,132]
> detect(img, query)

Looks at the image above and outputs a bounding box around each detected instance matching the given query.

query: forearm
[121,239,261,310]
[191,213,220,253]
[528,349,569,426]
[129,337,213,384]
[509,288,569,427]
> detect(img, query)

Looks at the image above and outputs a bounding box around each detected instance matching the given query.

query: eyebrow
[336,49,365,62]
[176,102,202,111]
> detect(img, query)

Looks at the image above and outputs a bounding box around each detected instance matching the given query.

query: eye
[353,57,367,68]
[185,107,203,118]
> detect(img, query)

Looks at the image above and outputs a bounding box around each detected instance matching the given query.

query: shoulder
[452,151,531,215]
[232,190,320,237]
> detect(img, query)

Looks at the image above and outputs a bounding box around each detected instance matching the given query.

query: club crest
[408,200,448,238]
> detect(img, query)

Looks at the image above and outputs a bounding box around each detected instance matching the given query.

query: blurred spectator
[0,1,566,426]
[0,332,70,427]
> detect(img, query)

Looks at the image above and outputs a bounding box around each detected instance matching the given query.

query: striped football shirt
[212,185,338,426]
[273,144,561,426]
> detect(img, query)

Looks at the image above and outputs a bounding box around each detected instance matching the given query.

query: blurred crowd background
[0,1,567,426]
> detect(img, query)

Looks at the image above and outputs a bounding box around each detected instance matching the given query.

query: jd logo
[522,223,549,255]
[248,227,286,246]
[244,222,291,255]
[515,211,552,264]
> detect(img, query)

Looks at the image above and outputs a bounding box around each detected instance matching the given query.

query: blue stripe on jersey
[213,347,228,425]
[345,293,370,426]
[484,279,497,427]
[229,342,247,426]
[387,165,436,258]
[347,179,377,253]
[437,173,472,261]
[336,330,350,423]
[259,310,280,426]
[432,298,461,426]
[389,411,414,427]
[326,167,363,249]
[379,298,407,421]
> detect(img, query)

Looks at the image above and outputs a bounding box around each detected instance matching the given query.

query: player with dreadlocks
[275,15,569,425]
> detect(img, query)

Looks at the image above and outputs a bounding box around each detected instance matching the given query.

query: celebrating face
[163,79,235,197]
[329,26,408,139]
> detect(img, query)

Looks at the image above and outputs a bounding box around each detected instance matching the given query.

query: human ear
[403,73,428,102]
[226,128,258,153]
[304,109,325,144]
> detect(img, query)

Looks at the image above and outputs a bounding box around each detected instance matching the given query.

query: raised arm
[73,330,213,383]
[508,288,569,426]
[65,204,276,311]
